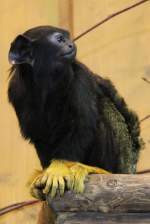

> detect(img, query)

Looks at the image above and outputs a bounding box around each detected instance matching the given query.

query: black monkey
[8,26,142,199]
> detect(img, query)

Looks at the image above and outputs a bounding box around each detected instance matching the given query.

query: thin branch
[0,200,39,216]
[137,169,150,174]
[140,115,150,123]
[142,77,150,84]
[73,0,150,41]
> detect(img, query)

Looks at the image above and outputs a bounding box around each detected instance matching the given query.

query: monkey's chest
[21,104,73,144]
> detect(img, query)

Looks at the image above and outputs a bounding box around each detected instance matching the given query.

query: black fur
[8,26,142,173]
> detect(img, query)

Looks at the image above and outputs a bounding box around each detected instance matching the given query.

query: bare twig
[137,169,150,174]
[140,115,150,123]
[73,0,150,41]
[0,200,39,216]
[142,77,150,84]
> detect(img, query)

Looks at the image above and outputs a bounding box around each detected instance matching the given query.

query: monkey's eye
[56,34,66,43]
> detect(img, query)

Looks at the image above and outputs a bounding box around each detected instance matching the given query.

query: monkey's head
[9,26,77,70]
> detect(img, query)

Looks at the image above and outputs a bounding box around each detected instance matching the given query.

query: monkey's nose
[68,43,73,48]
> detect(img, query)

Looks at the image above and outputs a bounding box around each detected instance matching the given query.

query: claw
[40,174,48,185]
[43,176,52,194]
[58,176,65,196]
[50,177,58,198]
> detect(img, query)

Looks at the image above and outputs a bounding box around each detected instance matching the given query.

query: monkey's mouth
[61,48,76,59]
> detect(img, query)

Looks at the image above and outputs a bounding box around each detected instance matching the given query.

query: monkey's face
[8,26,77,68]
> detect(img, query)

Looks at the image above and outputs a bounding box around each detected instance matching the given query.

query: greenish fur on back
[103,98,137,173]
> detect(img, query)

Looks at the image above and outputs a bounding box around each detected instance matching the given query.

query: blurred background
[0,0,150,223]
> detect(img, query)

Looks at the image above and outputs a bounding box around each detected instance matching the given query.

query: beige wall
[0,0,150,222]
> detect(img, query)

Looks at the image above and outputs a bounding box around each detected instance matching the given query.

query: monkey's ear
[8,35,34,65]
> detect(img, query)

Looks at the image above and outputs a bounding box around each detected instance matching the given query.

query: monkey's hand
[30,160,72,199]
[30,160,110,199]
[67,162,110,193]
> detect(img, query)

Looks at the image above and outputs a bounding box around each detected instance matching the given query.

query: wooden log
[42,174,150,224]
[47,174,150,213]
